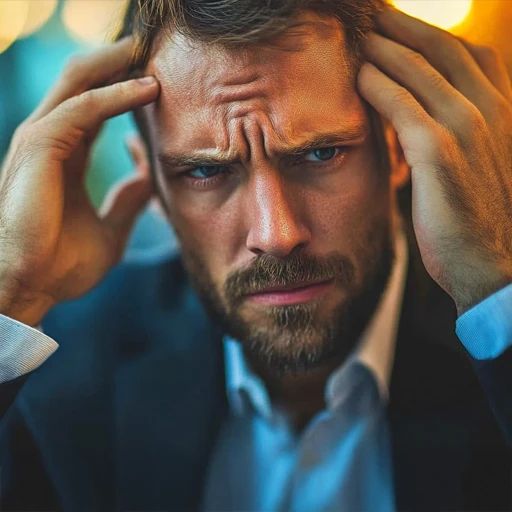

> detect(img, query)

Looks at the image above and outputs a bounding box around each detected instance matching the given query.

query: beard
[180,219,394,376]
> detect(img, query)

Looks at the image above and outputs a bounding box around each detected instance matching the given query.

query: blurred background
[0,0,511,207]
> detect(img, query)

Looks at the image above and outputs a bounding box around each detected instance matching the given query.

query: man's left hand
[358,6,512,316]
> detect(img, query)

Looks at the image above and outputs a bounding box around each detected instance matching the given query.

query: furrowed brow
[282,126,368,155]
[157,153,236,169]
[158,125,368,170]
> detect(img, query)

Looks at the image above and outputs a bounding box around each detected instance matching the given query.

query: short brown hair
[117,0,386,71]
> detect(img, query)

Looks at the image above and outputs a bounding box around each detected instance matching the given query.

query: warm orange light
[0,0,29,54]
[62,0,128,45]
[20,0,58,38]
[392,0,473,30]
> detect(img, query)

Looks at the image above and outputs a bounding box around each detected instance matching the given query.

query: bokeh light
[392,0,473,30]
[20,0,59,38]
[62,0,128,45]
[0,1,29,54]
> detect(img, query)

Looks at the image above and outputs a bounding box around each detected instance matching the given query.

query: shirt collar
[326,228,409,407]
[224,337,273,418]
[224,229,409,417]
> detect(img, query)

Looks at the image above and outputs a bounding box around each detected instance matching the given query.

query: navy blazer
[0,213,511,511]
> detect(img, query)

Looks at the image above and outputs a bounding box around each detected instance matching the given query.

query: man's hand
[0,38,159,326]
[358,6,512,316]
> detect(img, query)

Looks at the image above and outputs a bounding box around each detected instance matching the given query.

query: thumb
[100,174,153,259]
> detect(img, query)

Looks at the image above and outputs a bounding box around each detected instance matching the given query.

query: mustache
[224,251,356,302]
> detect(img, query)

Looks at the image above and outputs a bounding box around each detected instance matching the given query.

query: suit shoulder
[42,207,197,338]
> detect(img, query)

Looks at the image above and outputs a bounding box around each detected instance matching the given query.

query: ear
[384,122,410,190]
[126,134,151,179]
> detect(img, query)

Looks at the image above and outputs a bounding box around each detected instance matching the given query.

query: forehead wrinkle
[159,116,250,167]
[229,116,251,162]
[263,110,293,159]
[149,12,364,171]
[207,75,268,106]
[159,117,369,168]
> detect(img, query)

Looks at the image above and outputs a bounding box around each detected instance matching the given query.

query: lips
[246,279,334,306]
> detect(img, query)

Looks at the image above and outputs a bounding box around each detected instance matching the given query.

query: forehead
[145,12,367,155]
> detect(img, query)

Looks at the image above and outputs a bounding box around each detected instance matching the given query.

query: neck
[248,355,345,432]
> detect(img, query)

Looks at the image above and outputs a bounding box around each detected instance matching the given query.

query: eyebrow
[157,125,368,169]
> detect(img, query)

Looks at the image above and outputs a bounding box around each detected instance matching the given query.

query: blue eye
[188,166,224,179]
[305,147,338,162]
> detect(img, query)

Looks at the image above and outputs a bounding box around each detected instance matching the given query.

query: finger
[458,39,512,102]
[100,174,153,261]
[28,37,134,124]
[33,77,159,163]
[358,62,441,167]
[376,7,501,109]
[364,33,470,126]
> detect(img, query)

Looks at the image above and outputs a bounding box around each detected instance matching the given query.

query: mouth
[245,279,334,306]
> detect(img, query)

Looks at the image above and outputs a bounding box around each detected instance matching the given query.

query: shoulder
[42,206,209,345]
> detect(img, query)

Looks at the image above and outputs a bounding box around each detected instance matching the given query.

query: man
[0,0,511,510]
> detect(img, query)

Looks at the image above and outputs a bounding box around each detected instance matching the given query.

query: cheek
[306,149,389,247]
[165,186,242,284]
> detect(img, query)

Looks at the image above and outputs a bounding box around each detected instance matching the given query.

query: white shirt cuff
[456,282,512,360]
[0,314,58,383]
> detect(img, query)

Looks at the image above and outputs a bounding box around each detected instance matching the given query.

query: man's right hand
[0,38,160,326]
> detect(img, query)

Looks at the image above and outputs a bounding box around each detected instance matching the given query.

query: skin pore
[143,11,409,429]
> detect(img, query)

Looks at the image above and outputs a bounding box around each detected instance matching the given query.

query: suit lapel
[113,274,227,511]
[32,259,227,511]
[25,299,119,511]
[389,222,511,510]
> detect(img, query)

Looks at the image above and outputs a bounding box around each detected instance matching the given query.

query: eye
[304,147,339,162]
[187,166,225,179]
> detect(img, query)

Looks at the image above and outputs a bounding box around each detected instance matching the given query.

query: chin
[240,322,342,376]
[228,297,350,375]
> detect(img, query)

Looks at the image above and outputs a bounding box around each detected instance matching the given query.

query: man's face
[144,12,397,374]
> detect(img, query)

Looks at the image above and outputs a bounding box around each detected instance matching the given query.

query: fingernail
[137,76,157,86]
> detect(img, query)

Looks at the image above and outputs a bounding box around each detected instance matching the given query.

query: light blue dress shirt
[202,339,395,512]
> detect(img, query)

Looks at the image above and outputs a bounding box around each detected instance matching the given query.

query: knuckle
[104,80,136,106]
[479,43,502,62]
[63,54,86,77]
[60,54,91,91]
[450,104,487,136]
[389,86,411,108]
[108,80,128,97]
[465,105,487,130]
[402,48,427,68]
[426,70,447,92]
[442,30,465,54]
[75,89,98,111]
[424,29,460,55]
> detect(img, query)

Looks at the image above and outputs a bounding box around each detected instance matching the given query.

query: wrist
[0,288,54,327]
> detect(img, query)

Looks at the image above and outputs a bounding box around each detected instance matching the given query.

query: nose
[245,167,311,257]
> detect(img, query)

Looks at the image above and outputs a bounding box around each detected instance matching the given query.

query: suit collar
[388,217,510,510]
